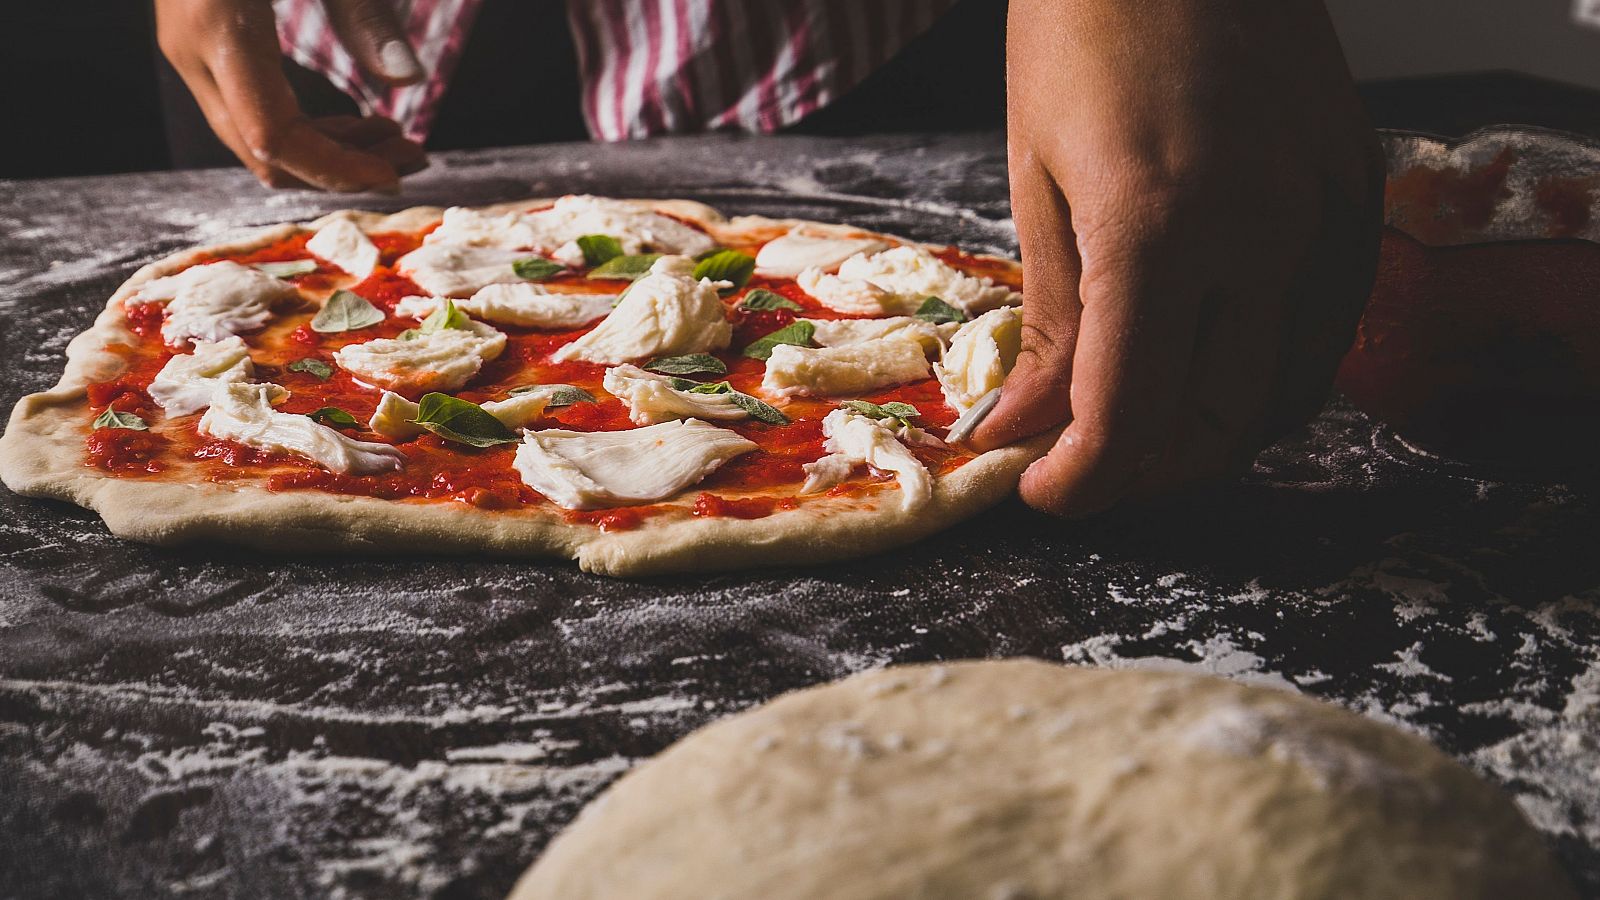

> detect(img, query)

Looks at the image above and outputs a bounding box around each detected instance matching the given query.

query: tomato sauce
[80,222,1010,529]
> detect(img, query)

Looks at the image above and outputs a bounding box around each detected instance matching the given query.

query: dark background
[9,0,1600,181]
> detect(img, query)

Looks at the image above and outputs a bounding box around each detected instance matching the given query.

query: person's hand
[155,0,430,191]
[974,0,1383,515]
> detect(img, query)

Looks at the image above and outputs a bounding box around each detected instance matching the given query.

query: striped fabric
[273,0,955,143]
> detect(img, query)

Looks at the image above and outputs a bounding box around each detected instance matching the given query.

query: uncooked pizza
[0,196,1049,575]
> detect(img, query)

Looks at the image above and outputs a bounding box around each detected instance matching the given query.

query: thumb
[969,153,1082,451]
[325,0,424,85]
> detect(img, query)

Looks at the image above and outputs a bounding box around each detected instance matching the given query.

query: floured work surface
[1,133,1597,898]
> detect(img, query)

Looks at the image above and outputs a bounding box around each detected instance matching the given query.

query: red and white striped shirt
[272,0,955,143]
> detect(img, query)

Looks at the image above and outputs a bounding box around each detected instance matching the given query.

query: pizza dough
[510,660,1575,900]
[0,198,1054,577]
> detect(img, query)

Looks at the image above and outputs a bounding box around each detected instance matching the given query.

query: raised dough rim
[0,198,1052,577]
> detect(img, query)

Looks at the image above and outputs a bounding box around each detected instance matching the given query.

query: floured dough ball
[510,660,1574,900]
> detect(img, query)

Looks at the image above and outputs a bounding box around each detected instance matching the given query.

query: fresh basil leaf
[506,383,596,408]
[311,289,385,333]
[308,407,359,429]
[419,298,470,334]
[254,259,317,278]
[666,377,699,391]
[411,393,520,447]
[288,358,333,381]
[738,289,802,312]
[513,256,565,281]
[742,320,816,360]
[92,409,147,431]
[879,401,921,420]
[913,296,966,325]
[397,328,423,341]
[589,254,662,280]
[576,234,624,267]
[686,381,733,395]
[692,250,755,291]
[841,399,890,419]
[644,354,728,376]
[729,392,789,425]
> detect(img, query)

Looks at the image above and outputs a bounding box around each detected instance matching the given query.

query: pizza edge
[0,198,1054,577]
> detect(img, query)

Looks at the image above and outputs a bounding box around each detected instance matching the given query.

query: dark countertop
[1,131,1597,899]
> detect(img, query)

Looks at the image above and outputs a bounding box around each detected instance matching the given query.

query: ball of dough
[510,660,1574,900]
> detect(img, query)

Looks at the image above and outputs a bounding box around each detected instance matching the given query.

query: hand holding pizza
[973,0,1384,515]
[154,0,429,192]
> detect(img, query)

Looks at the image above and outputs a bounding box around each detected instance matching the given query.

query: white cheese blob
[305,218,380,279]
[147,336,259,417]
[935,306,1023,414]
[800,408,932,511]
[366,385,565,440]
[513,419,757,510]
[551,256,732,364]
[394,243,529,296]
[806,316,952,355]
[602,364,748,425]
[799,246,1020,316]
[396,284,615,330]
[128,261,293,347]
[754,228,890,278]
[760,337,930,399]
[199,383,405,475]
[426,196,717,258]
[333,320,507,395]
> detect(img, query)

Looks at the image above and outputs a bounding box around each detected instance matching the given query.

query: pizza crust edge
[0,199,1054,577]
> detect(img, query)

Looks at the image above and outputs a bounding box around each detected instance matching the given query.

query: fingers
[1016,221,1204,517]
[207,26,401,192]
[325,0,425,84]
[968,150,1082,451]
[311,116,429,175]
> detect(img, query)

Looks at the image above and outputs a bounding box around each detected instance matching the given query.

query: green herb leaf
[575,234,624,267]
[913,296,966,325]
[311,289,385,333]
[644,354,728,376]
[308,407,360,429]
[589,254,662,280]
[742,320,816,360]
[411,393,520,447]
[513,256,565,281]
[692,250,755,292]
[841,399,921,426]
[92,409,147,431]
[738,289,802,312]
[288,358,333,381]
[729,392,789,425]
[418,298,470,334]
[686,381,734,395]
[254,259,317,278]
[506,383,596,408]
[396,328,423,341]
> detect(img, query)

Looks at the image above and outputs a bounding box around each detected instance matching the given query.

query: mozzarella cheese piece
[426,196,717,258]
[935,306,1023,414]
[394,244,529,297]
[199,383,405,475]
[396,284,616,329]
[806,316,951,355]
[128,261,292,347]
[551,256,732,364]
[513,419,757,510]
[754,228,890,277]
[333,320,507,394]
[760,337,930,398]
[800,408,932,511]
[602,364,748,425]
[306,218,380,278]
[147,336,259,417]
[367,384,571,439]
[799,246,1020,316]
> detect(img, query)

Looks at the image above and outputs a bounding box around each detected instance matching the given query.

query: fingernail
[380,40,423,81]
